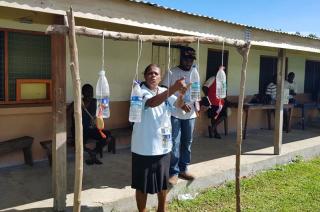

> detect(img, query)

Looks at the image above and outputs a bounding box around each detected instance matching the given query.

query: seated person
[265,75,277,104]
[265,75,291,130]
[70,84,114,165]
[202,69,227,139]
[284,72,297,104]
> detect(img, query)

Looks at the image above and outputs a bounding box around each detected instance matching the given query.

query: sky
[147,0,320,37]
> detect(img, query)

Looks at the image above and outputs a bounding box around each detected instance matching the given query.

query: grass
[168,156,320,211]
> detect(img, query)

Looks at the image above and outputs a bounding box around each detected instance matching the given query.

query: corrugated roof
[129,0,319,40]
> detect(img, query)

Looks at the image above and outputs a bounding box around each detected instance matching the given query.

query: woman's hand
[179,83,191,96]
[171,77,187,93]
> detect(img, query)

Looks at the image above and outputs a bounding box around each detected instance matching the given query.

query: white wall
[66,37,152,102]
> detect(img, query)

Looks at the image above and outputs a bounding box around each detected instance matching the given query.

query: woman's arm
[146,78,187,108]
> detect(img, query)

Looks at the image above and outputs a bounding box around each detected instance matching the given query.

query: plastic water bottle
[96,70,110,118]
[160,109,171,149]
[129,81,143,122]
[190,64,201,101]
[216,67,227,99]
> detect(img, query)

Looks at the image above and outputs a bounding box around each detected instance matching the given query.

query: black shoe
[85,159,95,165]
[214,132,222,139]
[208,126,213,138]
[93,158,103,165]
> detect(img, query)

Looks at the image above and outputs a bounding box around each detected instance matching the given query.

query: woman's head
[82,84,94,99]
[144,64,161,90]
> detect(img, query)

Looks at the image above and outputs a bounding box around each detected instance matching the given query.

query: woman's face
[145,66,161,89]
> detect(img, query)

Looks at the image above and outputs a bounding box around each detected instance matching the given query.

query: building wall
[0,17,319,167]
[0,19,53,167]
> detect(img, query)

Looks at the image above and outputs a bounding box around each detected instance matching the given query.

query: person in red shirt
[202,68,227,139]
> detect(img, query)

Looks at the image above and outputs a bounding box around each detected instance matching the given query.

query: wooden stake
[66,8,83,212]
[46,25,247,47]
[235,43,251,212]
[274,49,286,155]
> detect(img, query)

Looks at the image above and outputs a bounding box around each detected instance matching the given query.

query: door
[259,56,278,94]
[304,60,320,100]
[206,49,228,80]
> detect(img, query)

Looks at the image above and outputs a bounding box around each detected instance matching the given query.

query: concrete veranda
[1,126,320,212]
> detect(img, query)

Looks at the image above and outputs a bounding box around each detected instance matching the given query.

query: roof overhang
[0,0,320,54]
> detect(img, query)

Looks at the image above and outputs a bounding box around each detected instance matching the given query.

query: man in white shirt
[284,72,297,104]
[162,47,198,185]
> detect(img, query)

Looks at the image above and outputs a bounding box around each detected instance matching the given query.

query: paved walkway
[1,127,320,211]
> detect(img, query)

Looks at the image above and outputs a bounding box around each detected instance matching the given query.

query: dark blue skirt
[131,152,170,194]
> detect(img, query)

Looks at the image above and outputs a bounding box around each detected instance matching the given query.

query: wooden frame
[16,79,52,103]
[45,8,252,211]
[0,28,51,105]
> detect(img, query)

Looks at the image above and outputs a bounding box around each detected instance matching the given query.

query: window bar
[4,30,8,102]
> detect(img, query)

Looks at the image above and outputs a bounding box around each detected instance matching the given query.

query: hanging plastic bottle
[129,80,143,122]
[96,70,110,118]
[190,64,201,101]
[160,107,172,149]
[216,66,227,99]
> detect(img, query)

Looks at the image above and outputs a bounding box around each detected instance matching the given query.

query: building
[0,0,319,167]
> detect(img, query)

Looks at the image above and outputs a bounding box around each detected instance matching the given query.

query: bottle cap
[99,70,106,76]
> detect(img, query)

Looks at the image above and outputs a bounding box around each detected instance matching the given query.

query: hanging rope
[221,39,225,66]
[134,37,143,82]
[166,37,171,98]
[100,31,104,99]
[197,38,200,69]
[102,31,105,70]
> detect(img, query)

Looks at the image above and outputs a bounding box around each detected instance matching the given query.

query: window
[206,49,228,80]
[259,56,288,94]
[152,43,181,74]
[0,29,51,104]
[304,60,320,100]
[0,31,4,101]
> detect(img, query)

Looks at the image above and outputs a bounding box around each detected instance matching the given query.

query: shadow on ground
[3,205,103,212]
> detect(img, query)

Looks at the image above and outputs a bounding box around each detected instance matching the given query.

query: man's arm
[202,76,215,96]
[202,86,209,96]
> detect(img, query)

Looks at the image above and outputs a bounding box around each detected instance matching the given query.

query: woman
[71,84,115,165]
[131,64,187,212]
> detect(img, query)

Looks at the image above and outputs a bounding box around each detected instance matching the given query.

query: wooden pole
[51,15,67,212]
[235,43,251,212]
[274,49,286,155]
[51,24,67,211]
[66,8,83,212]
[46,25,247,47]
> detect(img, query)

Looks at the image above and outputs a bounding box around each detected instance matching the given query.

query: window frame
[259,55,288,95]
[304,59,320,96]
[0,27,52,106]
[205,48,229,80]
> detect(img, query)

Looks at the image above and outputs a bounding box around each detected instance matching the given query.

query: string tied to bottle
[134,36,143,83]
[96,30,107,138]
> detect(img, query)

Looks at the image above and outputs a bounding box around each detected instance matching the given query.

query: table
[295,102,320,130]
[230,103,293,139]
